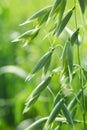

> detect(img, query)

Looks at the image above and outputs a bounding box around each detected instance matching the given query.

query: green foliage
[31,49,54,74]
[45,98,63,127]
[20,6,52,26]
[1,0,87,130]
[55,7,74,37]
[18,0,87,130]
[62,103,73,126]
[24,75,52,113]
[24,117,47,130]
[78,0,86,14]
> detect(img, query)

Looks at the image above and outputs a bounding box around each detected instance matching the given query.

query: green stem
[77,43,86,130]
[74,0,86,129]
[47,86,55,97]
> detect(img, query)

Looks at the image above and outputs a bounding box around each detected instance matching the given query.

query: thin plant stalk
[74,0,86,129]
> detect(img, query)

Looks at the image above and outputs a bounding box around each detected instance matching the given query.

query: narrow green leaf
[71,107,77,119]
[24,117,48,130]
[31,48,54,74]
[62,103,73,126]
[62,40,73,73]
[26,49,54,81]
[48,0,61,17]
[19,28,39,39]
[58,0,67,24]
[65,27,81,46]
[46,98,63,126]
[67,41,73,73]
[24,75,52,113]
[30,75,52,97]
[70,28,80,45]
[82,68,87,81]
[68,89,83,110]
[20,6,52,26]
[39,10,50,25]
[55,8,74,37]
[12,28,39,43]
[44,52,52,74]
[53,91,62,107]
[23,94,39,113]
[19,28,38,40]
[78,0,85,14]
[62,42,68,69]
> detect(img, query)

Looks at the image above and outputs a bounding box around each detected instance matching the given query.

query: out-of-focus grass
[0,0,54,130]
[0,0,47,129]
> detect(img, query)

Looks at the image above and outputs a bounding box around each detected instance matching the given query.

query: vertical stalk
[74,0,86,129]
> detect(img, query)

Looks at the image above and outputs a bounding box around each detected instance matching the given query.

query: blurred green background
[0,0,54,130]
[0,0,87,130]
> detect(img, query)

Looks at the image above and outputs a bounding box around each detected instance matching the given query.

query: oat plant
[14,0,87,130]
